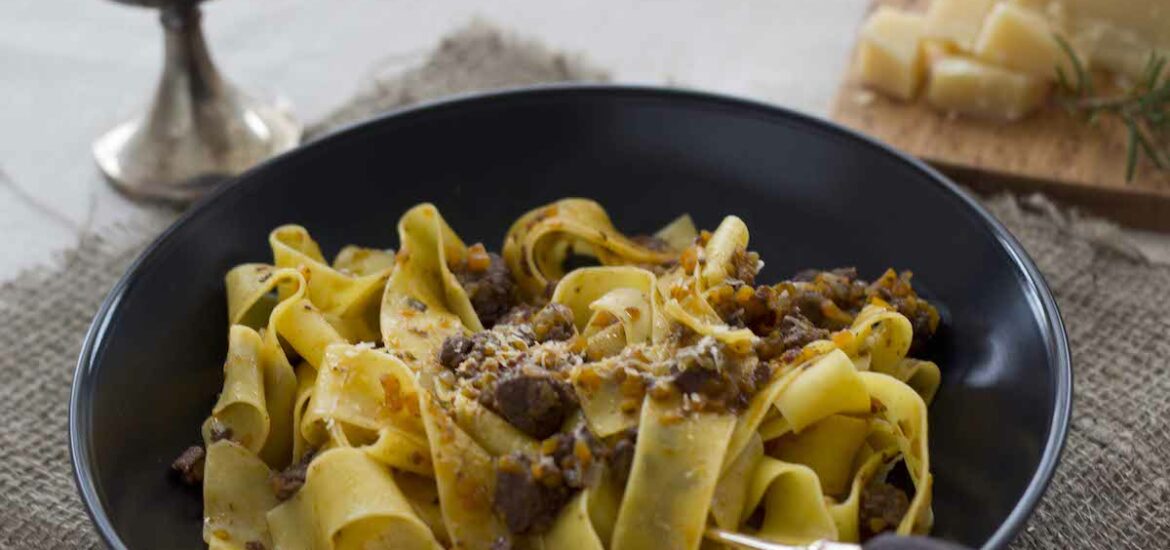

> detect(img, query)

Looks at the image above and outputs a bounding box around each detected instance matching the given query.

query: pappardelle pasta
[173,199,942,550]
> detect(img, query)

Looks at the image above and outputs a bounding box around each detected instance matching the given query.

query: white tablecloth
[5,0,1167,279]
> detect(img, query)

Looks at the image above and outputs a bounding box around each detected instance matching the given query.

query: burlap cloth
[0,22,1165,550]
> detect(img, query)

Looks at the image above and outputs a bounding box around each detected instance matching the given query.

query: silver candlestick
[93,0,301,202]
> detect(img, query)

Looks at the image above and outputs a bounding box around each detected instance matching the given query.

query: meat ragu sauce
[425,240,939,538]
[175,204,943,549]
[175,234,938,541]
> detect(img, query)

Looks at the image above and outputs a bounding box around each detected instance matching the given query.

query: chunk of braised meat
[530,303,576,343]
[493,453,574,534]
[497,304,538,326]
[271,449,316,501]
[438,333,475,370]
[755,313,830,362]
[661,337,768,413]
[860,480,911,538]
[482,374,577,439]
[171,445,205,485]
[452,244,519,327]
[729,248,761,286]
[542,425,605,488]
[493,426,607,534]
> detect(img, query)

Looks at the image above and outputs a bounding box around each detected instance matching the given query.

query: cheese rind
[924,0,998,51]
[974,2,1082,80]
[926,56,1050,120]
[858,7,927,100]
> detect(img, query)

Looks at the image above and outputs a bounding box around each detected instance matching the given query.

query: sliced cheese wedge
[858,7,927,100]
[926,56,1050,120]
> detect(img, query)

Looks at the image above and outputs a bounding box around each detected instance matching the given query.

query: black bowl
[70,85,1070,549]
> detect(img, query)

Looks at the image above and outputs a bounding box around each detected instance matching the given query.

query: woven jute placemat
[1,22,1165,550]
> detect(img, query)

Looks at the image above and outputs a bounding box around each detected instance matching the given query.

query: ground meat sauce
[171,445,205,485]
[271,449,316,501]
[860,480,911,538]
[451,244,521,327]
[728,248,761,286]
[437,304,585,439]
[709,266,940,356]
[655,336,770,414]
[529,303,575,343]
[493,425,621,534]
[755,313,830,362]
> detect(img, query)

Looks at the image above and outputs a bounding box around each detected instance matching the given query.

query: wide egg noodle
[569,358,643,438]
[333,244,396,276]
[203,440,278,550]
[584,468,623,545]
[216,266,317,468]
[743,458,839,545]
[225,264,282,329]
[270,226,391,319]
[502,199,679,299]
[860,372,934,535]
[542,491,606,550]
[652,213,698,252]
[658,216,757,353]
[302,344,431,475]
[767,414,871,497]
[611,396,736,550]
[202,326,269,454]
[292,362,321,462]
[827,447,901,543]
[266,448,442,550]
[418,391,511,549]
[393,471,452,547]
[773,349,871,433]
[270,226,394,343]
[452,392,540,457]
[380,204,481,371]
[698,215,750,289]
[710,433,764,531]
[552,266,667,345]
[721,366,801,475]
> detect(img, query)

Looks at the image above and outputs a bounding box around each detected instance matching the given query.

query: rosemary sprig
[1053,35,1170,182]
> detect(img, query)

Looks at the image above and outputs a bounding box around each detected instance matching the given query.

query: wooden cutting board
[831,0,1170,231]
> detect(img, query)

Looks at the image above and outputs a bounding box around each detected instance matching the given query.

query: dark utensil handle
[864,534,972,550]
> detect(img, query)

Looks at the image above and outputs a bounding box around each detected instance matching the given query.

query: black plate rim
[69,83,1072,550]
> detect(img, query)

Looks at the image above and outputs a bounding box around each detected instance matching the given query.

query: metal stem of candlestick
[93,1,301,203]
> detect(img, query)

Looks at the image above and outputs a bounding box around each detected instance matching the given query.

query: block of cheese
[858,7,927,100]
[975,2,1083,80]
[922,39,959,68]
[1013,0,1170,80]
[926,56,1050,120]
[924,0,998,51]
